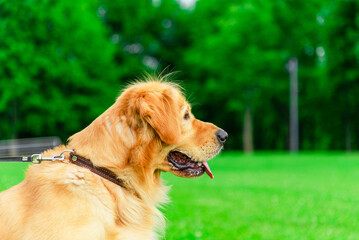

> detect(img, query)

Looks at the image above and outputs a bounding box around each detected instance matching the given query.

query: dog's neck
[67,117,169,237]
[67,106,165,200]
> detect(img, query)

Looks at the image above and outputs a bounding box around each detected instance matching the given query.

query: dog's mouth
[167,151,214,179]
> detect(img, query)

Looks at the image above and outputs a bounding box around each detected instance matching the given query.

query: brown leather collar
[69,152,127,189]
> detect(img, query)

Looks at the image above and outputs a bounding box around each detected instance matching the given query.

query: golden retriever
[0,76,227,240]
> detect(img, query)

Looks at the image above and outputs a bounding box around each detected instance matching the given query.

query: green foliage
[0,0,358,150]
[100,0,189,76]
[324,1,359,150]
[183,1,288,149]
[0,0,118,140]
[181,0,327,150]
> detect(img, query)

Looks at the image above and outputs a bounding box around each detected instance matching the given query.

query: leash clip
[31,150,73,164]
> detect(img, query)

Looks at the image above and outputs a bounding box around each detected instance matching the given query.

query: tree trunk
[345,120,351,152]
[287,58,299,152]
[243,106,253,153]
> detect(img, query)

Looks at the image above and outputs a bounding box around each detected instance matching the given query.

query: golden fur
[0,78,225,240]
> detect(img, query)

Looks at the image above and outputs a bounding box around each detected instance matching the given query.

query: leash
[0,150,127,189]
[69,152,127,188]
[0,150,74,164]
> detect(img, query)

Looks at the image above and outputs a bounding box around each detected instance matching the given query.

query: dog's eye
[184,112,190,120]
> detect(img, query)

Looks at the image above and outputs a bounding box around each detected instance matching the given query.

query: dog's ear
[138,90,180,145]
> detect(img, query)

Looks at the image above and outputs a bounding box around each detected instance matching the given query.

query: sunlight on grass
[162,152,359,240]
[0,162,29,190]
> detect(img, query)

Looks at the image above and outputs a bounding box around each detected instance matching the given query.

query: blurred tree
[0,0,118,140]
[0,0,357,151]
[98,0,190,78]
[271,0,328,151]
[325,0,359,151]
[183,0,280,150]
[182,0,325,150]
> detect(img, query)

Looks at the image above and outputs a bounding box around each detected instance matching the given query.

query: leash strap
[0,150,127,189]
[69,152,127,189]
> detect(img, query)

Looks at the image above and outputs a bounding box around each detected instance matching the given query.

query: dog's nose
[216,129,228,144]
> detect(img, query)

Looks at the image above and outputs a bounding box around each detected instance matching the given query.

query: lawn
[162,152,359,240]
[1,152,359,239]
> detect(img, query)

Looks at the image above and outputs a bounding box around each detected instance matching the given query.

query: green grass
[1,153,359,239]
[162,152,359,240]
[0,162,29,190]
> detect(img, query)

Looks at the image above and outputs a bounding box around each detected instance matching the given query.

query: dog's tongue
[202,161,214,179]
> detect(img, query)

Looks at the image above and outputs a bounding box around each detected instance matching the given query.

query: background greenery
[0,0,358,151]
[2,153,359,239]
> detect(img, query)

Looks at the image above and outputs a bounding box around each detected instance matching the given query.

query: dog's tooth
[197,162,202,166]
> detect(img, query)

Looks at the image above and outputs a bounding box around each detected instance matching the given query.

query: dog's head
[69,78,227,180]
